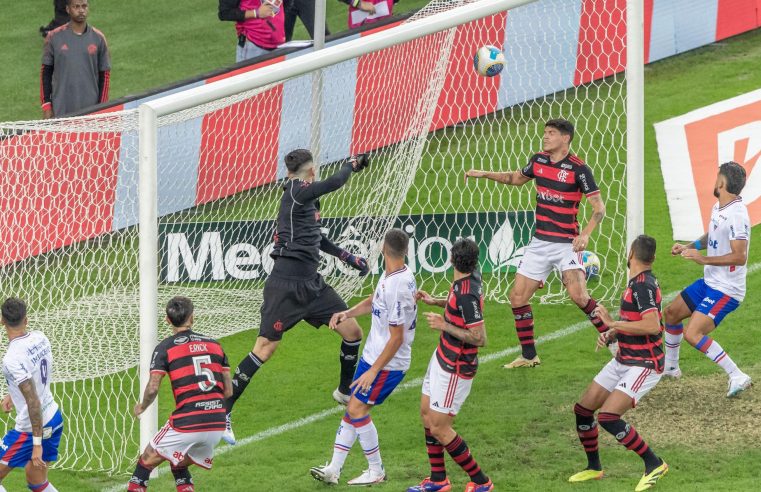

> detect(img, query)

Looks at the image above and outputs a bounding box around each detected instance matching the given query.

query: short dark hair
[285,149,313,174]
[383,228,409,258]
[166,296,194,327]
[545,118,574,142]
[451,238,479,274]
[719,161,746,195]
[1,298,27,328]
[631,234,656,264]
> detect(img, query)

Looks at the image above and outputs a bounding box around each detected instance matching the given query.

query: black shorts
[258,274,348,341]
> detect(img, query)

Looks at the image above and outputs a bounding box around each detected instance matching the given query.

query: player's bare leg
[25,460,59,492]
[127,444,165,491]
[504,273,543,368]
[569,381,609,482]
[0,463,12,492]
[331,318,363,405]
[598,390,668,488]
[682,312,751,396]
[662,295,692,377]
[563,269,613,353]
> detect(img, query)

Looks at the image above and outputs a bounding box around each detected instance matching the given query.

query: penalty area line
[103,261,761,491]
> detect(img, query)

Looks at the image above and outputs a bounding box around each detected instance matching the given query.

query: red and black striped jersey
[150,331,230,432]
[615,271,664,372]
[520,152,600,243]
[436,272,484,379]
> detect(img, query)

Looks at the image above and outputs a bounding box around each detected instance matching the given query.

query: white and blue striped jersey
[361,266,417,371]
[705,198,751,302]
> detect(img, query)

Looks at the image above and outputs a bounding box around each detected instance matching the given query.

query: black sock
[599,412,662,473]
[128,459,153,489]
[573,403,602,471]
[226,351,264,411]
[170,464,193,487]
[338,339,361,395]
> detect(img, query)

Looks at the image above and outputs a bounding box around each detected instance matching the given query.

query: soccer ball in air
[582,251,602,280]
[473,45,505,77]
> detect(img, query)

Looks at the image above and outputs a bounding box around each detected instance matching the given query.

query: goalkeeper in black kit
[222,149,371,445]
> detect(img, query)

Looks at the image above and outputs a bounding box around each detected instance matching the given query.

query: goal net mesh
[0,0,626,475]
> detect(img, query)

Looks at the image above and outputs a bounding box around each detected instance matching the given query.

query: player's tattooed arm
[18,379,43,438]
[425,312,487,347]
[574,194,606,252]
[135,372,164,416]
[465,170,530,186]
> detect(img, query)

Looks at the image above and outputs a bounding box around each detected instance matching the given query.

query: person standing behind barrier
[219,0,286,62]
[284,0,330,42]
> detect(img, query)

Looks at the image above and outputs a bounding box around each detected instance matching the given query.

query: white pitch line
[103,261,761,491]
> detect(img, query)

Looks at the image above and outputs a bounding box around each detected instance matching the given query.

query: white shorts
[517,237,584,283]
[422,353,473,416]
[150,422,223,469]
[593,359,662,406]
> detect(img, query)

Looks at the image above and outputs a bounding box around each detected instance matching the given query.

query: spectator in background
[340,0,398,29]
[219,0,286,62]
[284,0,330,42]
[40,0,69,38]
[41,0,110,119]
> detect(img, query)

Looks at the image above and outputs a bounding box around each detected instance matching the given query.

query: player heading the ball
[466,118,611,368]
[569,235,668,491]
[662,161,752,397]
[223,149,371,445]
[128,297,232,492]
[0,298,63,492]
[310,228,417,486]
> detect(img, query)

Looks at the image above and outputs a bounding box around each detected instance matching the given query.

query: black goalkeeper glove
[349,153,370,173]
[340,250,370,276]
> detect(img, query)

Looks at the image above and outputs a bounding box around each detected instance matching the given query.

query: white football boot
[310,463,341,485]
[347,467,386,486]
[727,372,752,398]
[221,413,236,445]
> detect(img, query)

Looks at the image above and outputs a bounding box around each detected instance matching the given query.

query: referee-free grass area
[0,26,756,491]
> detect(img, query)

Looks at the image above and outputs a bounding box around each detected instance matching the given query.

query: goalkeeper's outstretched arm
[464,169,531,186]
[300,154,369,201]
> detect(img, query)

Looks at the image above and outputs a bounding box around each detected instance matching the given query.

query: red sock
[512,305,536,359]
[425,428,446,481]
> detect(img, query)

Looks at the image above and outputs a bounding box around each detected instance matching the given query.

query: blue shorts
[0,410,63,468]
[681,278,740,327]
[352,358,405,406]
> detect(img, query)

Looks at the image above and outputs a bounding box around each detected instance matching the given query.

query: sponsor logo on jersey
[195,400,224,411]
[174,336,189,345]
[471,300,482,320]
[561,163,573,170]
[371,304,381,318]
[578,172,589,191]
[537,189,564,204]
[536,156,548,164]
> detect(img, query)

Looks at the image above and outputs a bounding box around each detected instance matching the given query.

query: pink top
[237,0,285,50]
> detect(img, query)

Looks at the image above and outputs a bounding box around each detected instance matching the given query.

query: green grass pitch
[1,3,761,491]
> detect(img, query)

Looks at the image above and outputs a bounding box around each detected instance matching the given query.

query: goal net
[0,0,629,475]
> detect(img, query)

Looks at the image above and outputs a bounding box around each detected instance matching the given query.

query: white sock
[0,484,7,492]
[696,335,739,376]
[329,413,357,472]
[664,323,683,367]
[354,415,383,473]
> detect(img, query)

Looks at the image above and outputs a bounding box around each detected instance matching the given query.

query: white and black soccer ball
[582,251,602,280]
[473,45,505,77]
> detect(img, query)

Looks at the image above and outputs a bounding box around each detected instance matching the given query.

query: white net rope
[0,0,627,475]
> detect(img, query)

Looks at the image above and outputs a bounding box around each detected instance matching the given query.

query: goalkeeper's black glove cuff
[349,153,370,173]
[340,250,370,276]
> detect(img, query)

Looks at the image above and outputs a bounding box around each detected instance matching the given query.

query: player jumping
[0,298,63,492]
[223,149,370,444]
[310,228,417,486]
[662,161,752,397]
[569,235,668,491]
[408,238,493,492]
[128,297,232,492]
[466,118,610,368]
